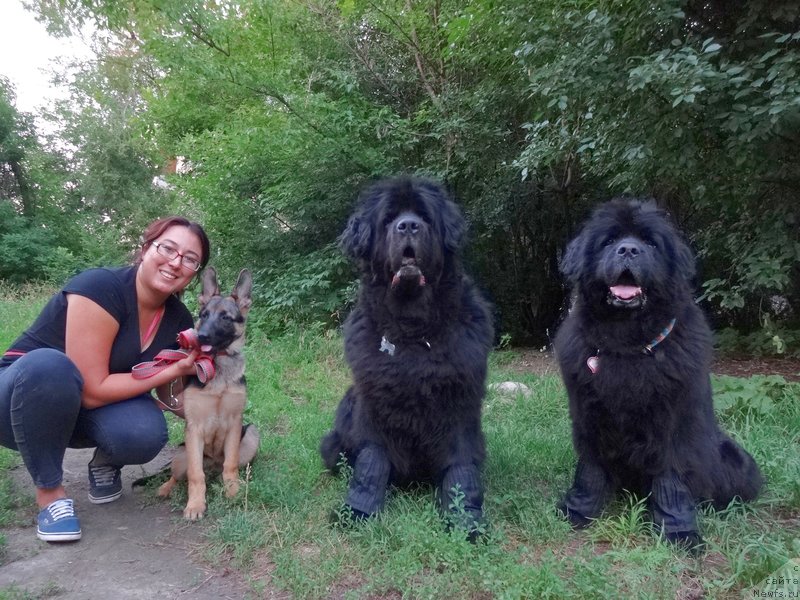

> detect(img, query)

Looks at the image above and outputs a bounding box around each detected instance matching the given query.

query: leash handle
[131,329,216,383]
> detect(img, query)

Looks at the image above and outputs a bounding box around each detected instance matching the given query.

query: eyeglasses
[152,241,202,272]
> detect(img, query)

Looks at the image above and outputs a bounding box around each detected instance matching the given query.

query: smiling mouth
[607,270,644,307]
[390,253,426,288]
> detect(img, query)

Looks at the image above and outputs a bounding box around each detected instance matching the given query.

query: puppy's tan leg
[183,428,207,520]
[222,417,243,498]
[157,446,188,498]
[238,424,260,466]
[158,477,177,497]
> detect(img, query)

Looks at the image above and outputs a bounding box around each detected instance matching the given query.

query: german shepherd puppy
[158,267,259,520]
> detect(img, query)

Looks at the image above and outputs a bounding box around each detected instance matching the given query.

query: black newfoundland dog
[320,177,493,535]
[554,199,762,550]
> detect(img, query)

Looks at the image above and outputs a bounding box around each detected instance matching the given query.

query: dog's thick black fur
[554,199,762,551]
[320,177,494,534]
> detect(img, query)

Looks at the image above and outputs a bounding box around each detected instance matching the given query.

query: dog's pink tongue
[201,344,213,353]
[610,285,641,299]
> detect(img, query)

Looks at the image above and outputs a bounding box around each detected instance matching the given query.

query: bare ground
[504,349,800,382]
[0,446,262,600]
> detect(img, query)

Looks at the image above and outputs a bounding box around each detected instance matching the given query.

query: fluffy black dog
[554,198,762,550]
[320,176,494,535]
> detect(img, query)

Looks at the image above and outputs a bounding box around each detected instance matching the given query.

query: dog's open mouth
[391,249,426,288]
[608,270,645,308]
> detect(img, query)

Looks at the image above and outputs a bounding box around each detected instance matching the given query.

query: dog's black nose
[395,214,422,236]
[615,238,644,258]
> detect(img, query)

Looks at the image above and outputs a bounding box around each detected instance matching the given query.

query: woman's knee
[14,349,83,403]
[100,400,168,465]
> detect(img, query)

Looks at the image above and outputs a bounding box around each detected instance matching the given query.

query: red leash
[132,329,216,383]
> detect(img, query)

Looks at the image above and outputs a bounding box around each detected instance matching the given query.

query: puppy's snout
[615,238,644,259]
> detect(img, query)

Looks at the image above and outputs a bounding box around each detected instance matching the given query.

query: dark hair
[134,216,211,270]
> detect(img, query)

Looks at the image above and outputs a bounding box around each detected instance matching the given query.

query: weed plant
[0,289,798,598]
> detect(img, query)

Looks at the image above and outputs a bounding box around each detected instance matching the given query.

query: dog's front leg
[439,462,484,540]
[222,416,243,498]
[183,426,207,520]
[558,458,613,527]
[650,471,702,553]
[344,442,391,519]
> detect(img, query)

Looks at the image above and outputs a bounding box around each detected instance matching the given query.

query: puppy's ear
[199,266,219,307]
[232,269,253,315]
[338,211,373,262]
[559,230,586,285]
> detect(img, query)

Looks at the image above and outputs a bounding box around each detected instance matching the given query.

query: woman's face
[139,225,204,297]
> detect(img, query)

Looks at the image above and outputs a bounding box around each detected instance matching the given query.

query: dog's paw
[224,479,240,498]
[665,530,705,555]
[157,478,176,498]
[556,502,593,529]
[329,504,370,528]
[183,501,207,521]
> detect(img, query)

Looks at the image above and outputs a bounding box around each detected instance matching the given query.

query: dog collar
[586,317,677,373]
[643,318,677,355]
[379,335,431,357]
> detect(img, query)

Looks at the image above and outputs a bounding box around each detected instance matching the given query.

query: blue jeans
[0,349,168,489]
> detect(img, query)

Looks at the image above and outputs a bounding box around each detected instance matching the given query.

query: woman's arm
[65,294,198,409]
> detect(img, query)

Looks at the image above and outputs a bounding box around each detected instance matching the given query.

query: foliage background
[1,0,798,348]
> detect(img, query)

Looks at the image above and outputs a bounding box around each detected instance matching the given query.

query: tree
[25,0,800,343]
[0,78,37,215]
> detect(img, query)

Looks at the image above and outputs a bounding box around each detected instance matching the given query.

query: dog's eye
[199,310,209,319]
[602,237,616,247]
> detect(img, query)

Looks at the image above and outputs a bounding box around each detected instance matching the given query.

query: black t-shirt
[1,266,194,373]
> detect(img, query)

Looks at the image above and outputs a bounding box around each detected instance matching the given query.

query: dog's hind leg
[157,447,188,498]
[712,436,763,507]
[238,424,260,466]
[320,388,355,473]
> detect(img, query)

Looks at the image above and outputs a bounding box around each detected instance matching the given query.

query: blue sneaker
[88,450,122,504]
[37,498,81,542]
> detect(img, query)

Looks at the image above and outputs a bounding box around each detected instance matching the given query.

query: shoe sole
[37,529,82,542]
[88,490,122,504]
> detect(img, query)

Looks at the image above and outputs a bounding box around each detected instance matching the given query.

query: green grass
[0,285,55,566]
[1,287,799,598]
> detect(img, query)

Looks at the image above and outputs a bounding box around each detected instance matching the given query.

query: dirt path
[0,447,255,599]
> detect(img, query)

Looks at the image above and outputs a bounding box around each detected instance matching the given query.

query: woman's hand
[173,348,200,377]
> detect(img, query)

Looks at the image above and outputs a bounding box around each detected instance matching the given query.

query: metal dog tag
[379,336,396,356]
